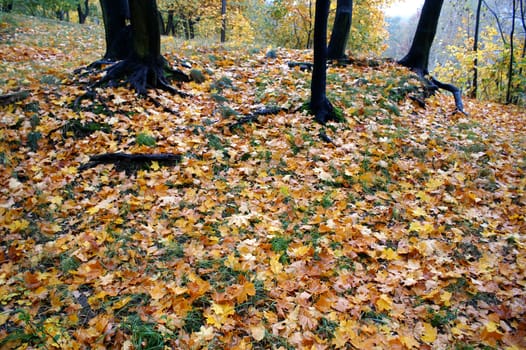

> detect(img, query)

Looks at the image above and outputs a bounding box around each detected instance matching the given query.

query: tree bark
[398,0,444,75]
[96,0,189,95]
[221,0,227,43]
[471,0,482,98]
[311,0,338,124]
[506,0,517,104]
[77,0,89,24]
[328,0,353,60]
[99,0,131,61]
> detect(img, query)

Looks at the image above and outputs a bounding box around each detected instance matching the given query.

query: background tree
[327,0,353,60]
[471,0,483,98]
[77,0,89,24]
[311,0,338,123]
[221,0,227,42]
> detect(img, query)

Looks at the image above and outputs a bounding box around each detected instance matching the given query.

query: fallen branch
[0,90,30,106]
[79,152,182,173]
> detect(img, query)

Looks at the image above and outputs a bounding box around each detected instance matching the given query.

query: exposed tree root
[311,98,341,125]
[0,90,30,106]
[287,62,314,71]
[229,106,291,131]
[96,57,190,97]
[79,152,182,173]
[429,77,466,114]
[408,69,467,115]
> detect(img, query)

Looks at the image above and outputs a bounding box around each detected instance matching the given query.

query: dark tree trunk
[166,10,176,36]
[1,1,13,12]
[471,0,482,98]
[99,0,131,61]
[399,0,466,113]
[97,0,189,95]
[221,0,227,43]
[506,0,517,104]
[398,0,444,75]
[328,0,353,60]
[129,0,160,63]
[158,10,166,35]
[77,0,89,24]
[311,0,338,124]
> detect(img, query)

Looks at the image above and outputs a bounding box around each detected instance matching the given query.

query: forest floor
[0,13,525,350]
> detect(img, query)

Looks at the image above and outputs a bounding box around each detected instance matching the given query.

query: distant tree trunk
[311,0,338,124]
[166,10,176,36]
[398,0,444,75]
[327,0,353,60]
[221,0,227,42]
[471,0,482,98]
[158,10,166,35]
[99,0,131,61]
[1,0,13,12]
[77,0,89,24]
[506,0,517,104]
[56,10,66,21]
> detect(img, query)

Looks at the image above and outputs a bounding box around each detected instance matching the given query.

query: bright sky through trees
[384,0,424,17]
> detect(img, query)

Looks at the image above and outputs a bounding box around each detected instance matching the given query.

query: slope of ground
[0,14,525,349]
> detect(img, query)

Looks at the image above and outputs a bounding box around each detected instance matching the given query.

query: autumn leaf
[421,322,437,343]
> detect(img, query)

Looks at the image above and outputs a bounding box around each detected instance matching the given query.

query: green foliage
[183,309,205,333]
[62,119,111,139]
[136,132,157,147]
[122,314,166,350]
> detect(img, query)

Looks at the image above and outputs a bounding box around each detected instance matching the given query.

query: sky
[384,0,425,18]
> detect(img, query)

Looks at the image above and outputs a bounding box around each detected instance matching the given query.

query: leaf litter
[0,14,525,349]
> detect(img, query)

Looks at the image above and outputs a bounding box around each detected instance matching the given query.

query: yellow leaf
[150,161,160,171]
[8,219,29,232]
[400,334,420,348]
[440,291,452,306]
[49,195,63,205]
[375,294,392,312]
[421,322,437,343]
[270,255,283,274]
[87,206,100,215]
[112,296,132,310]
[211,302,235,317]
[0,313,9,326]
[426,177,444,191]
[381,248,399,260]
[250,324,266,341]
[411,206,427,217]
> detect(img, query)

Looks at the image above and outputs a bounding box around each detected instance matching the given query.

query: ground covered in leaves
[1,14,525,350]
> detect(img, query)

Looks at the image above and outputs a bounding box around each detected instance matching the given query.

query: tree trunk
[506,0,516,104]
[327,0,353,60]
[166,10,176,36]
[96,0,189,95]
[471,0,482,98]
[398,0,444,75]
[99,0,131,61]
[311,0,338,124]
[129,0,160,62]
[1,1,13,12]
[221,0,227,43]
[77,0,89,24]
